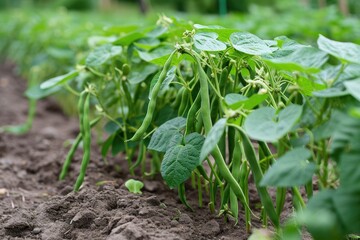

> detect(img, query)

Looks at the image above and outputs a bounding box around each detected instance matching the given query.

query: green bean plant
[2,13,360,239]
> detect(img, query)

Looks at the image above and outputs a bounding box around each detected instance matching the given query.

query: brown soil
[0,62,293,240]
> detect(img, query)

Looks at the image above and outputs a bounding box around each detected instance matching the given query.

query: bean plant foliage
[1,13,360,240]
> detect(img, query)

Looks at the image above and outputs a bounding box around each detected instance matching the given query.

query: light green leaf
[312,85,348,98]
[25,85,61,100]
[260,148,316,187]
[332,188,360,234]
[40,70,79,89]
[127,64,158,84]
[113,31,145,45]
[344,79,360,101]
[224,93,268,110]
[200,118,227,161]
[318,34,360,64]
[161,133,205,188]
[193,32,226,52]
[125,179,144,194]
[148,117,186,152]
[137,46,174,65]
[263,47,328,73]
[193,24,237,41]
[244,105,302,142]
[230,32,273,55]
[134,37,160,50]
[86,44,122,67]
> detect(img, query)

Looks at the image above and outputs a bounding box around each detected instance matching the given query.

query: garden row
[1,8,360,240]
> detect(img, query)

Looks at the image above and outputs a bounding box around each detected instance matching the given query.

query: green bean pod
[59,116,101,180]
[129,51,176,141]
[178,88,190,116]
[191,54,250,213]
[219,67,229,96]
[130,140,146,172]
[74,92,91,191]
[185,91,201,135]
[179,182,193,210]
[230,133,242,225]
[238,128,279,227]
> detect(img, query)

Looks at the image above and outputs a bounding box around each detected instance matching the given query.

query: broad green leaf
[125,179,144,194]
[161,132,204,188]
[193,32,226,52]
[148,117,186,152]
[225,93,268,110]
[87,36,117,48]
[86,44,122,67]
[260,148,316,187]
[25,84,61,100]
[263,47,328,73]
[230,32,273,55]
[344,79,360,101]
[244,105,302,142]
[333,188,360,233]
[193,24,237,41]
[312,85,348,98]
[127,64,158,84]
[40,70,79,89]
[200,118,227,161]
[318,35,360,64]
[137,46,174,65]
[134,37,160,50]
[113,31,145,45]
[300,191,343,240]
[330,113,360,162]
[330,113,360,234]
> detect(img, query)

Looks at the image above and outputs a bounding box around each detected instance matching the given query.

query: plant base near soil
[0,62,309,240]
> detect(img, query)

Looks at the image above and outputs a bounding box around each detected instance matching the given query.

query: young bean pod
[74,92,91,191]
[190,53,251,213]
[237,127,279,227]
[59,116,101,180]
[129,51,176,141]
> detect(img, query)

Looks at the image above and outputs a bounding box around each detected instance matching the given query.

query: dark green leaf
[148,117,186,152]
[127,64,158,84]
[161,132,204,188]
